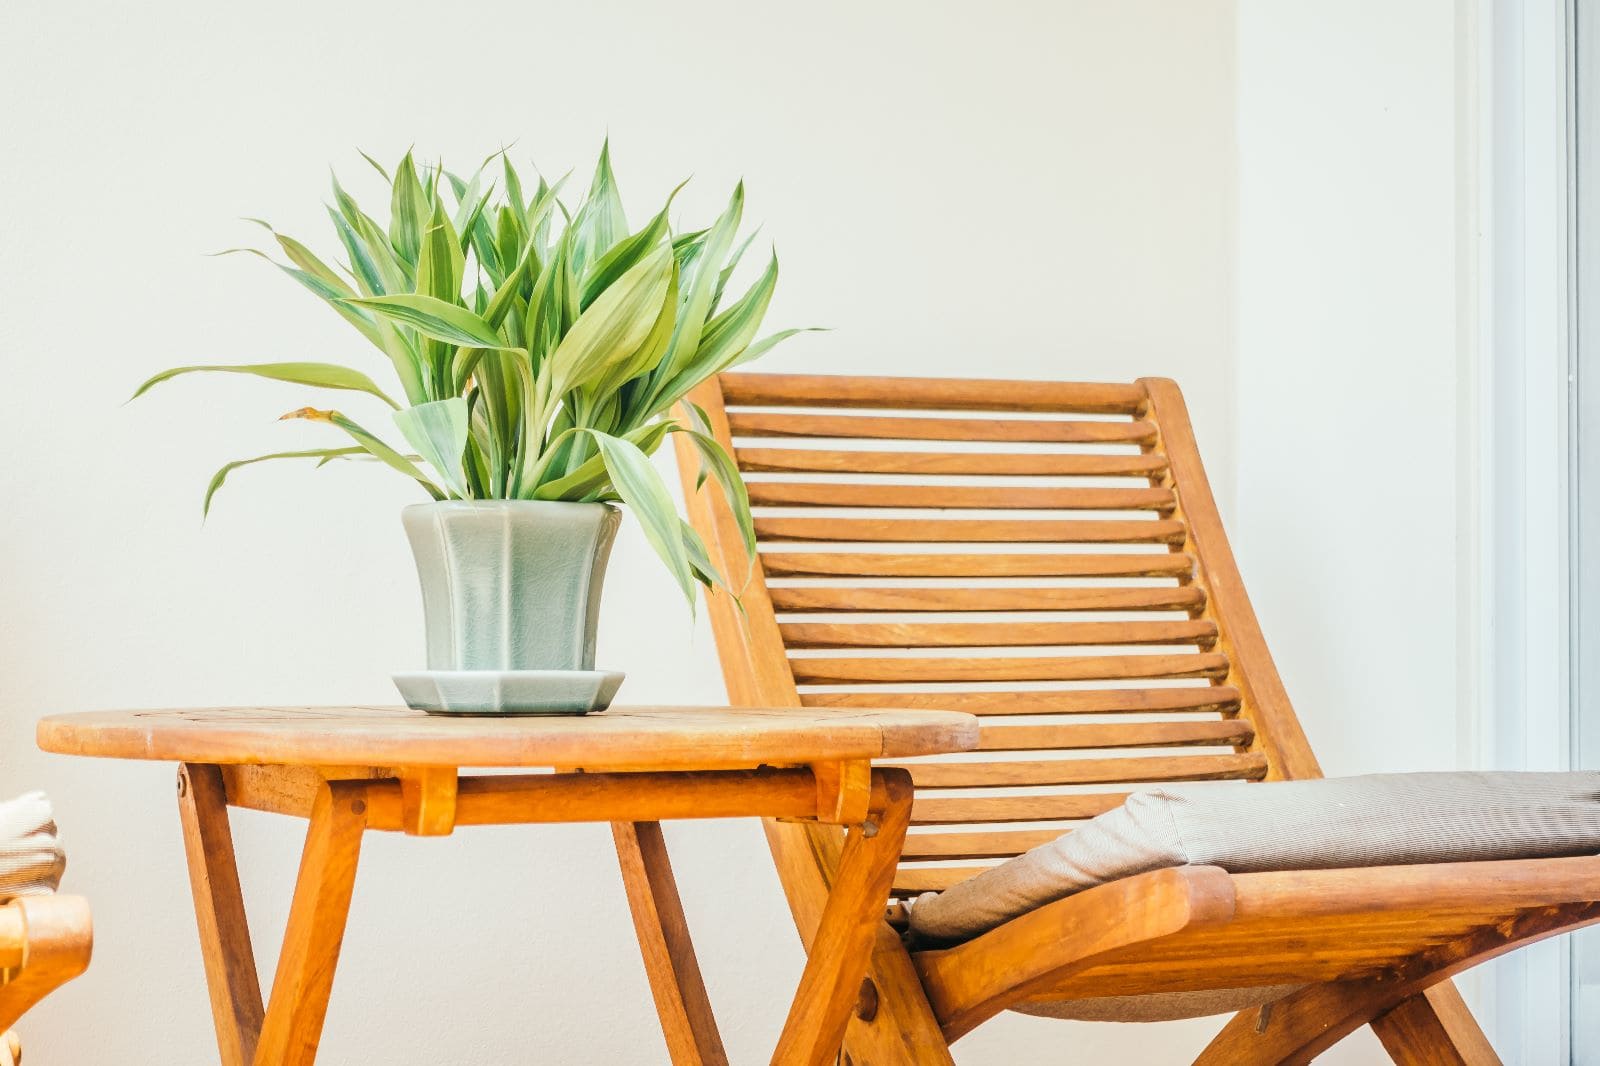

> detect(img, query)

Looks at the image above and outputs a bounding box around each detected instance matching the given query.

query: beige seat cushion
[0,792,65,901]
[908,771,1600,946]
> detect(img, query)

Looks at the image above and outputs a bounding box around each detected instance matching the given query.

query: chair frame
[676,371,1600,1065]
[0,893,92,1060]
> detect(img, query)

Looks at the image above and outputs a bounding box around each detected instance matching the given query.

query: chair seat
[911,856,1600,1035]
[908,771,1600,943]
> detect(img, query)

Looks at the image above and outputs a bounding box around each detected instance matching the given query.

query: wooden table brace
[177,761,911,1066]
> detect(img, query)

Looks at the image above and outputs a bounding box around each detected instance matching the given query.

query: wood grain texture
[254,780,368,1066]
[761,550,1193,578]
[771,585,1203,613]
[1371,985,1502,1065]
[802,686,1241,716]
[0,896,92,1035]
[738,448,1166,478]
[613,822,729,1066]
[883,753,1268,788]
[913,865,1238,1038]
[899,828,1066,861]
[909,793,1130,826]
[179,763,263,1066]
[728,410,1157,444]
[790,652,1230,684]
[747,482,1175,511]
[719,372,1147,414]
[780,619,1217,649]
[37,704,976,771]
[772,768,914,1066]
[755,517,1187,544]
[974,719,1253,752]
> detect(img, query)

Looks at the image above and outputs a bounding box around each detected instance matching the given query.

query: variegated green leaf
[393,397,470,497]
[132,362,399,408]
[344,294,518,351]
[279,407,444,499]
[203,447,364,517]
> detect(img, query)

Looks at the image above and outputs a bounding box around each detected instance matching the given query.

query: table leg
[178,763,265,1066]
[772,768,914,1066]
[253,779,369,1066]
[613,821,729,1066]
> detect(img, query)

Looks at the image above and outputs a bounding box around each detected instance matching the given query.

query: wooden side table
[37,705,977,1065]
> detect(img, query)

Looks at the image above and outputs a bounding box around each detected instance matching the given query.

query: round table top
[36,704,980,771]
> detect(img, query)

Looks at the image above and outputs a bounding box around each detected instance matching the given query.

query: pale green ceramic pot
[398,501,622,714]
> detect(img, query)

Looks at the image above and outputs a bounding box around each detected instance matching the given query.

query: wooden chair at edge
[674,371,1592,1066]
[0,894,91,1064]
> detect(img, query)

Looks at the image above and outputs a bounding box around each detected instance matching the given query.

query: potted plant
[136,144,805,714]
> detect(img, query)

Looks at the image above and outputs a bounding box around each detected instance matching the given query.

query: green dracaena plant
[136,143,813,605]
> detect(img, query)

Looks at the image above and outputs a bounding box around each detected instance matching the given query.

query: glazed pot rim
[402,499,618,514]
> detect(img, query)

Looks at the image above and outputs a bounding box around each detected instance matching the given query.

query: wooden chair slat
[747,483,1176,511]
[900,829,1066,860]
[754,517,1187,545]
[802,687,1242,716]
[771,585,1203,613]
[891,868,990,896]
[883,753,1269,789]
[737,449,1167,478]
[761,551,1195,579]
[719,372,1148,414]
[790,652,1231,684]
[728,411,1158,444]
[910,793,1131,825]
[975,720,1254,752]
[779,620,1218,650]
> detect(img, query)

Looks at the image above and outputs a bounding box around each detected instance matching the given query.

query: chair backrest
[675,372,1321,900]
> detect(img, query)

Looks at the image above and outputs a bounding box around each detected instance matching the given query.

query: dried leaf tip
[280,407,334,422]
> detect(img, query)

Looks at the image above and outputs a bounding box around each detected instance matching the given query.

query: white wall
[0,1,1240,1062]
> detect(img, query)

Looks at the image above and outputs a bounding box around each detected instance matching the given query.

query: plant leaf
[726,326,823,370]
[579,181,684,310]
[570,139,628,274]
[389,150,429,264]
[544,244,674,398]
[279,407,445,499]
[344,294,518,351]
[679,428,756,559]
[203,447,364,517]
[131,362,399,408]
[588,430,695,603]
[393,398,470,497]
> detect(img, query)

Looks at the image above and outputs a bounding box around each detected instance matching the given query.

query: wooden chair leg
[612,821,729,1066]
[772,769,914,1066]
[764,823,954,1066]
[178,763,264,1066]
[1370,983,1501,1065]
[252,779,368,1066]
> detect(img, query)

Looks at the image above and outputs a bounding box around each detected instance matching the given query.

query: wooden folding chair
[675,371,1598,1065]
[0,894,92,1063]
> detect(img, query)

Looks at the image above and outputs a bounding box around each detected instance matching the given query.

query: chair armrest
[0,896,91,1031]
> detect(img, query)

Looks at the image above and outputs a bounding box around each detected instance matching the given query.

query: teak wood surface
[37,704,978,1065]
[0,895,92,1061]
[675,370,1600,1065]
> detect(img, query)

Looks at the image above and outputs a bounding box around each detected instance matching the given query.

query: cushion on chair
[907,771,1600,946]
[0,792,65,901]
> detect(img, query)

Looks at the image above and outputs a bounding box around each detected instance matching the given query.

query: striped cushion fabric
[908,771,1600,945]
[0,792,65,900]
